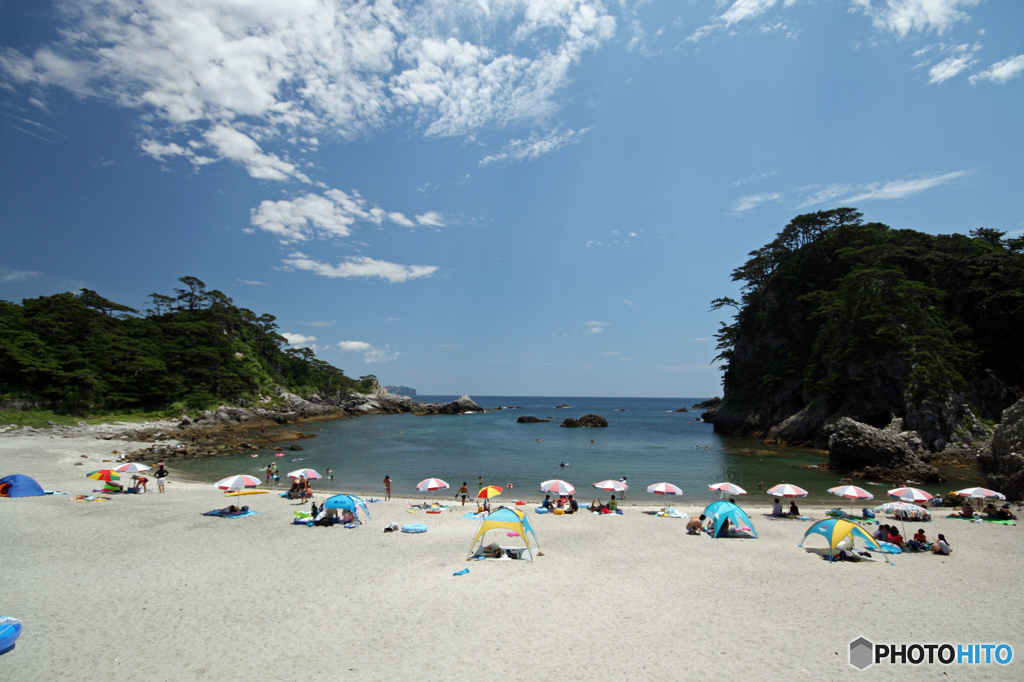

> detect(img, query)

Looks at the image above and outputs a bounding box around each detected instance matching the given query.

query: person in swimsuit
[457,482,469,505]
[383,475,392,501]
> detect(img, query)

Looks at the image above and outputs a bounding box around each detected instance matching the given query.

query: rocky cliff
[977,398,1024,501]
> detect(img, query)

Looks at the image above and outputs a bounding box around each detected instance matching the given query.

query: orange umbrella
[86,469,120,482]
[478,486,503,499]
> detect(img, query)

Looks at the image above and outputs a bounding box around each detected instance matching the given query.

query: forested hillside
[0,277,372,411]
[707,208,1024,449]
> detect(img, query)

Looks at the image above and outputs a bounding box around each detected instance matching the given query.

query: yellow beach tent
[800,518,887,562]
[467,507,541,561]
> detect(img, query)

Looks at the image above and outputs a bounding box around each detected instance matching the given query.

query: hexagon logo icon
[849,637,874,670]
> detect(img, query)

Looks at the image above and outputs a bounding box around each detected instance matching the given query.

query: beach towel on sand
[947,514,1016,525]
[203,509,259,519]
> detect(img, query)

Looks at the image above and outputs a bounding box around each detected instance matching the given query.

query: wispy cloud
[237,279,266,286]
[0,268,44,283]
[600,352,623,355]
[853,0,981,39]
[281,333,316,347]
[282,252,439,283]
[338,340,398,363]
[585,320,609,334]
[970,54,1024,85]
[798,170,972,208]
[480,128,592,166]
[730,192,782,215]
[927,44,981,83]
[299,320,336,328]
[248,189,426,244]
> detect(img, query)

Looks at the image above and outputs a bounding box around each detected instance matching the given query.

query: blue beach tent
[322,494,370,521]
[0,475,45,498]
[702,500,758,538]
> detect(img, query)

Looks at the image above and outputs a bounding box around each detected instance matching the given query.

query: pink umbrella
[766,483,808,498]
[287,468,321,480]
[954,486,1006,500]
[540,480,575,495]
[416,478,450,491]
[593,479,628,492]
[113,462,150,473]
[215,475,261,491]
[709,482,747,498]
[828,484,874,515]
[647,482,683,496]
[888,487,934,504]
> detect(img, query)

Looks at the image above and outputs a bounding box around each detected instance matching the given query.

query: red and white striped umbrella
[113,462,150,473]
[540,479,575,495]
[287,468,321,480]
[593,479,628,492]
[215,475,261,491]
[766,483,808,498]
[954,486,1006,500]
[709,482,747,495]
[647,482,683,496]
[888,487,934,504]
[416,478,450,491]
[827,485,874,500]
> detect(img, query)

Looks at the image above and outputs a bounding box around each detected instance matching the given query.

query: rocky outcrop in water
[692,397,722,409]
[517,416,550,423]
[560,414,609,428]
[828,417,941,482]
[977,398,1024,501]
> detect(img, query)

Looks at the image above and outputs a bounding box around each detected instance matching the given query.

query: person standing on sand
[457,482,469,506]
[154,463,168,493]
[383,475,392,501]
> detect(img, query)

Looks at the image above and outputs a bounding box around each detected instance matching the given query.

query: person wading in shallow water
[383,475,391,501]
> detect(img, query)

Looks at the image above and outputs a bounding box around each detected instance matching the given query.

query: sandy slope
[1,435,1020,681]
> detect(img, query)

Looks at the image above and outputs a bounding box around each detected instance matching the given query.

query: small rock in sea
[289,445,303,451]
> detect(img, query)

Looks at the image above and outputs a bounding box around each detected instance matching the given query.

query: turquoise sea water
[172,396,982,504]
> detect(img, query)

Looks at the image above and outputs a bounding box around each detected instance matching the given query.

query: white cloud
[480,128,592,165]
[585,320,609,334]
[731,192,782,214]
[970,54,1024,85]
[415,211,445,227]
[282,252,438,283]
[853,0,980,38]
[798,170,972,208]
[929,53,974,83]
[0,269,43,283]
[338,340,398,363]
[0,0,617,179]
[916,42,980,84]
[299,320,336,327]
[281,333,317,347]
[249,188,423,243]
[237,279,266,286]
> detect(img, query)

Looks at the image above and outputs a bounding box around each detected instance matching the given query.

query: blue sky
[1,0,1021,398]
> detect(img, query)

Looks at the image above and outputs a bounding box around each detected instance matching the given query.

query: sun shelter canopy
[467,507,541,561]
[323,494,370,521]
[703,500,757,538]
[800,518,882,553]
[0,474,45,498]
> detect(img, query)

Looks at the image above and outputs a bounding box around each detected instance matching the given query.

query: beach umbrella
[873,501,928,518]
[954,487,1006,500]
[888,487,934,505]
[766,483,808,498]
[647,482,683,496]
[540,479,575,496]
[287,468,321,480]
[478,486,503,498]
[215,475,261,491]
[709,482,746,499]
[86,469,120,482]
[416,478,450,491]
[828,484,874,515]
[593,479,628,492]
[113,463,150,473]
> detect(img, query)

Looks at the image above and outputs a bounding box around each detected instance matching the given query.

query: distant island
[383,386,417,396]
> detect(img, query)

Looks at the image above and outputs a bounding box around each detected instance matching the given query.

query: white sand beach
[1,434,1021,681]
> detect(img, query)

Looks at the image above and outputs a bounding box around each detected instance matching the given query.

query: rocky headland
[560,414,609,428]
[0,388,484,464]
